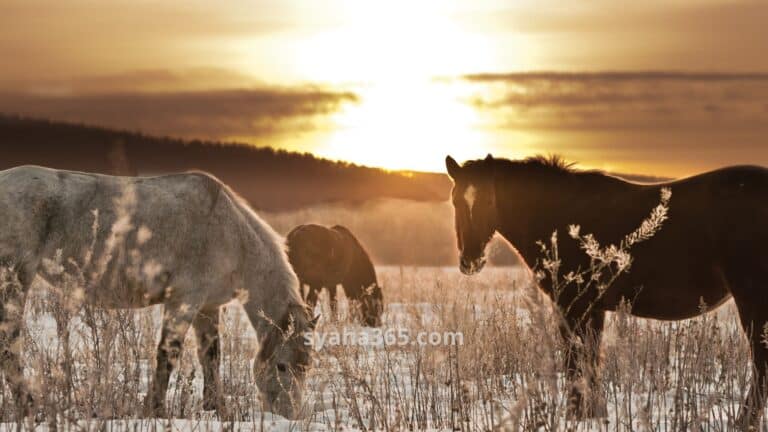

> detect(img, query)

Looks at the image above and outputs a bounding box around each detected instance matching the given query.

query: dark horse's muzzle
[460,255,486,275]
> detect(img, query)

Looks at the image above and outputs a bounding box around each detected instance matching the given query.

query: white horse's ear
[446,155,461,179]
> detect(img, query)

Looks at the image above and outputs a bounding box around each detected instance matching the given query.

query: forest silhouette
[0,115,450,211]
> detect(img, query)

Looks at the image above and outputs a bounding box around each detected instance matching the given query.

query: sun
[290,0,505,171]
[316,79,492,172]
[275,0,542,171]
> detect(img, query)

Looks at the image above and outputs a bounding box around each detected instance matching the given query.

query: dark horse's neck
[492,164,659,281]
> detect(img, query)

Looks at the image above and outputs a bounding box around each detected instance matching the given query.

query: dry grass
[0,265,754,431]
[0,190,756,431]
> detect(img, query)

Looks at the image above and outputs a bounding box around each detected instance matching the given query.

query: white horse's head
[254,304,317,418]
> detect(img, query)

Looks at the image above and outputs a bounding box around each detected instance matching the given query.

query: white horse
[0,165,315,418]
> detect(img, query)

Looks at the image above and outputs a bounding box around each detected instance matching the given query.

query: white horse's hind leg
[144,300,199,417]
[193,307,224,415]
[0,262,35,418]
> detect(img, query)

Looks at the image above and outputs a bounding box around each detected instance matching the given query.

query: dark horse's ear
[309,314,320,330]
[485,153,494,161]
[445,155,461,180]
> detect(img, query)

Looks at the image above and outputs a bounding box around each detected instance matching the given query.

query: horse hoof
[11,392,36,419]
[201,395,229,418]
[142,396,165,418]
[566,400,608,420]
[735,413,760,431]
[202,401,216,411]
[589,402,608,419]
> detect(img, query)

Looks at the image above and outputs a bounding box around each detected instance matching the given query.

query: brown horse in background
[446,154,768,427]
[286,224,383,327]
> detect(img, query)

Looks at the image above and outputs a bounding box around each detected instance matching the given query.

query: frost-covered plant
[535,187,672,325]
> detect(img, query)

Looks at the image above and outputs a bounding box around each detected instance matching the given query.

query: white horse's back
[0,165,301,309]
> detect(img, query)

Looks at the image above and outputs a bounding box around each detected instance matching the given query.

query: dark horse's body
[446,154,768,426]
[286,224,383,327]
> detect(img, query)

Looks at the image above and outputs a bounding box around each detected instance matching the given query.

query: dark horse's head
[359,283,384,327]
[445,154,498,275]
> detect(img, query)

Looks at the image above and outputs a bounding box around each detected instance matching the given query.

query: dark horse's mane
[461,154,652,186]
[462,154,578,174]
[460,155,611,188]
[462,154,676,185]
[516,154,578,172]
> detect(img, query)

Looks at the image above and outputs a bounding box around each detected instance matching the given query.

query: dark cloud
[0,87,358,139]
[464,72,768,83]
[461,72,768,130]
[0,68,264,94]
[0,1,313,83]
[459,1,768,71]
[468,1,768,36]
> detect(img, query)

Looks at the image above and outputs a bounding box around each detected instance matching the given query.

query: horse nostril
[277,363,287,372]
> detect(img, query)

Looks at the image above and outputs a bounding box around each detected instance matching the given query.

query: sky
[1,0,768,176]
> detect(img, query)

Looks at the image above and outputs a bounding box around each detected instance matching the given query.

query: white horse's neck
[238,261,303,338]
[223,189,307,340]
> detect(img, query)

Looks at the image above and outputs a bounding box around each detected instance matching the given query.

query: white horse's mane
[216,179,305,308]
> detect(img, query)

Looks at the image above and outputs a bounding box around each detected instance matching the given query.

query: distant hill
[0,115,452,210]
[0,115,676,266]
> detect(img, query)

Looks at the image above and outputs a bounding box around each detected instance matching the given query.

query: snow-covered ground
[0,266,756,431]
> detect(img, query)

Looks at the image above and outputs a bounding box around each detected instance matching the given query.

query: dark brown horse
[446,154,768,426]
[286,224,383,327]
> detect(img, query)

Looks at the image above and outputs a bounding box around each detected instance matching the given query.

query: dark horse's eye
[276,363,287,372]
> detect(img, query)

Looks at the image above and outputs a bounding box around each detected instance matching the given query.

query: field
[0,264,755,431]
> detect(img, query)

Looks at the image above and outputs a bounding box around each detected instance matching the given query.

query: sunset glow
[292,1,498,83]
[316,80,489,171]
[2,0,768,176]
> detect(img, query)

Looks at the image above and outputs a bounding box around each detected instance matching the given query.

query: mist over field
[264,199,519,266]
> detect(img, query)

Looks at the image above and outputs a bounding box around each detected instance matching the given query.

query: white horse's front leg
[144,300,199,417]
